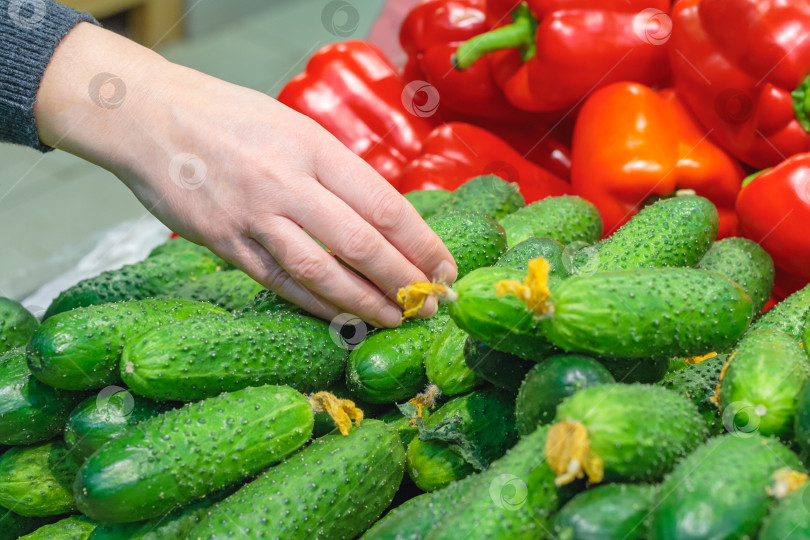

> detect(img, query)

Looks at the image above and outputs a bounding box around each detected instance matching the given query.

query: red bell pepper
[571,82,744,237]
[452,1,672,113]
[397,122,570,202]
[277,40,440,186]
[669,0,810,168]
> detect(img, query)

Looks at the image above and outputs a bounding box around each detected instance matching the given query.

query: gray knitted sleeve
[0,0,98,151]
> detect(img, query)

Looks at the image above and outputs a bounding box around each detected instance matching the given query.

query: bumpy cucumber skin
[239,288,301,314]
[0,348,85,446]
[0,298,38,354]
[404,189,451,219]
[192,420,405,540]
[660,354,726,435]
[63,391,170,460]
[424,319,481,396]
[542,268,754,359]
[434,175,525,220]
[515,354,614,435]
[495,237,570,276]
[697,237,775,313]
[463,338,535,392]
[751,283,810,340]
[346,314,446,404]
[147,238,227,267]
[796,380,810,457]
[28,299,224,391]
[449,267,555,362]
[0,512,56,540]
[553,483,657,540]
[720,329,810,438]
[426,212,507,278]
[121,311,347,401]
[555,384,707,483]
[0,441,81,517]
[44,251,221,318]
[499,195,603,248]
[161,270,263,311]
[579,196,718,274]
[759,482,810,540]
[19,515,97,540]
[598,355,670,383]
[74,385,314,523]
[406,436,474,492]
[650,434,803,540]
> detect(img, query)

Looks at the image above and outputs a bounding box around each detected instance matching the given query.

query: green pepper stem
[453,4,537,70]
[742,168,771,188]
[791,74,810,132]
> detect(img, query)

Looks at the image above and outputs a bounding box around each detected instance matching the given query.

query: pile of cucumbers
[1,174,809,539]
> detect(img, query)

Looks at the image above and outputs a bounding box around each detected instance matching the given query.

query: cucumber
[74,384,314,522]
[796,380,810,457]
[499,195,603,248]
[28,299,224,391]
[463,338,535,392]
[548,384,707,485]
[434,175,525,220]
[311,378,382,438]
[759,482,810,540]
[239,288,300,314]
[697,237,775,313]
[749,283,810,340]
[0,512,56,540]
[540,268,754,359]
[426,212,507,278]
[718,329,810,438]
[553,483,657,540]
[161,270,263,311]
[515,354,614,436]
[120,311,347,401]
[0,441,81,516]
[424,319,481,396]
[406,387,518,491]
[578,195,718,274]
[191,420,405,540]
[0,348,85,446]
[63,390,170,460]
[495,237,570,275]
[649,434,803,539]
[379,408,422,448]
[43,251,221,318]
[660,353,727,435]
[598,355,670,383]
[404,189,451,219]
[0,298,38,354]
[19,515,97,540]
[147,238,226,267]
[346,313,446,404]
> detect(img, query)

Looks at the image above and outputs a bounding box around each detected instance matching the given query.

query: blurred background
[0,0,400,301]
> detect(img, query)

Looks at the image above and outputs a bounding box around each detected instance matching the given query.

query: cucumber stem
[308,392,364,436]
[406,384,442,426]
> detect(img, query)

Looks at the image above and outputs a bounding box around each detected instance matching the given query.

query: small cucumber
[796,380,810,457]
[697,237,775,313]
[463,338,535,392]
[0,298,38,354]
[759,482,810,540]
[495,237,570,275]
[499,195,603,248]
[19,515,97,540]
[0,348,85,446]
[121,311,347,401]
[404,189,451,219]
[346,313,446,404]
[553,483,657,540]
[750,283,810,340]
[434,175,525,220]
[548,384,707,485]
[515,354,614,435]
[660,354,727,435]
[0,512,55,540]
[191,420,405,540]
[649,434,803,540]
[578,195,719,274]
[161,269,263,311]
[424,319,481,396]
[426,212,507,278]
[74,384,314,522]
[28,299,224,390]
[147,238,226,267]
[718,329,810,438]
[598,355,670,383]
[407,436,474,492]
[0,441,81,516]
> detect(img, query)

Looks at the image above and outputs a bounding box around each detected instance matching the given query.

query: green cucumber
[346,313,447,404]
[63,390,170,460]
[0,298,38,354]
[404,189,450,219]
[750,283,810,340]
[161,270,263,311]
[407,436,474,492]
[434,175,524,220]
[311,378,382,438]
[697,237,775,313]
[463,338,535,392]
[549,384,707,485]
[147,238,227,267]
[578,195,718,274]
[20,515,97,540]
[239,288,300,314]
[759,482,810,540]
[495,237,570,275]
[120,311,347,401]
[649,434,803,540]
[44,251,221,318]
[541,268,754,359]
[796,380,810,457]
[553,483,657,540]
[28,299,224,391]
[0,348,85,446]
[379,408,422,448]
[191,420,405,540]
[0,441,81,516]
[499,195,602,248]
[74,384,314,522]
[515,354,614,436]
[426,212,507,278]
[660,354,727,435]
[718,329,809,438]
[0,513,56,540]
[598,355,670,383]
[424,319,481,396]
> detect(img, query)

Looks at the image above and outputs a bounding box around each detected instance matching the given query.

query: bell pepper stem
[453,4,537,70]
[742,168,771,188]
[791,74,810,132]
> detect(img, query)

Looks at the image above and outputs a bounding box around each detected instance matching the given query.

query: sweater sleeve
[0,0,98,151]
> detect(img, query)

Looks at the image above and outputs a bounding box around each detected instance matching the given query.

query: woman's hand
[34,23,457,328]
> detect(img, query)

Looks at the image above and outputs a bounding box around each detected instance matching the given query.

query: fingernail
[433,259,458,284]
[417,296,438,318]
[379,304,403,328]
